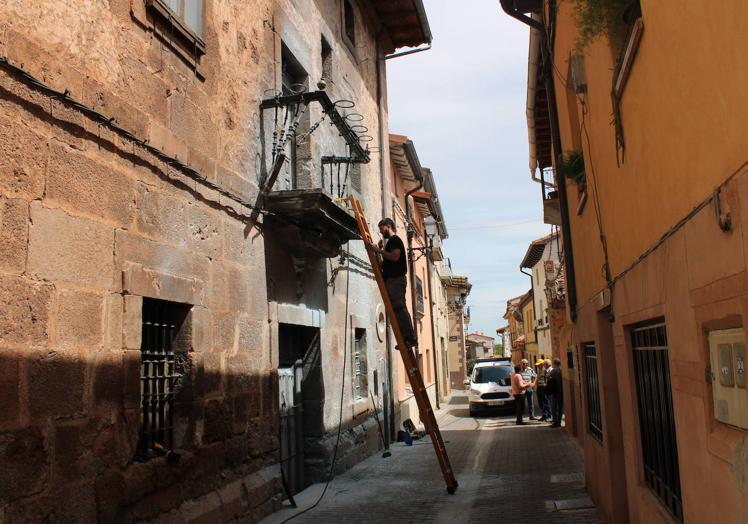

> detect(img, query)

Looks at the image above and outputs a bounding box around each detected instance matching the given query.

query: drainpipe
[425,235,440,408]
[499,0,579,320]
[405,179,423,351]
[375,34,395,445]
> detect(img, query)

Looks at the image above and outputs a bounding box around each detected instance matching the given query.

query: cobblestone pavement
[263,393,601,524]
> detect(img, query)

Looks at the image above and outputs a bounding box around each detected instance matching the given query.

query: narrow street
[265,393,600,523]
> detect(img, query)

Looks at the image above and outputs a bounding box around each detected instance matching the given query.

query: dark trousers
[537,386,550,420]
[384,275,416,346]
[515,393,525,424]
[551,394,564,426]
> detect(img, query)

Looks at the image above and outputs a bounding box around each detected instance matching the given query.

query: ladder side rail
[349,198,457,493]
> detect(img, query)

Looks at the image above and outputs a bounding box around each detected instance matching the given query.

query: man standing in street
[535,359,550,422]
[520,359,537,419]
[373,218,417,349]
[546,357,564,427]
[512,364,535,425]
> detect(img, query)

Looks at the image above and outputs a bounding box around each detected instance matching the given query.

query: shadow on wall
[0,351,282,522]
[263,226,330,310]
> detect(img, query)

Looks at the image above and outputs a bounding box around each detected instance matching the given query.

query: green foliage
[557,151,586,186]
[573,0,634,50]
[493,344,504,356]
[467,360,476,377]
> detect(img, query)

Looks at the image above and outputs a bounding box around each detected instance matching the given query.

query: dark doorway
[278,324,323,495]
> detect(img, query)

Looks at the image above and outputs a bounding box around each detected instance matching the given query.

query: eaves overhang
[373,0,432,51]
[390,134,424,185]
[527,17,552,175]
[519,232,558,268]
[421,168,448,239]
[440,275,471,294]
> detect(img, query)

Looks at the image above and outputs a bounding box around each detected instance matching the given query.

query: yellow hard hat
[536,359,545,366]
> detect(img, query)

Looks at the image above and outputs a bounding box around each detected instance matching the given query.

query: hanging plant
[557,151,586,188]
[573,0,639,50]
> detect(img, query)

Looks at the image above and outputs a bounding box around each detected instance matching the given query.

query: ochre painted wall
[548,1,748,523]
[554,0,748,306]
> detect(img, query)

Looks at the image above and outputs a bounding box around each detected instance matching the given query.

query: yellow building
[519,291,538,363]
[502,0,748,522]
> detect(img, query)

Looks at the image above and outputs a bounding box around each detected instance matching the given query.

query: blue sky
[387,0,551,341]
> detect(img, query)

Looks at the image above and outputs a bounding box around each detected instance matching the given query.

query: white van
[466,359,515,417]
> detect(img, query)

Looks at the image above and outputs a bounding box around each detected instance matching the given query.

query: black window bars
[136,298,184,460]
[583,343,603,442]
[631,322,683,522]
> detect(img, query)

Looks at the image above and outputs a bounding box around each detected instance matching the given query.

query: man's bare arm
[374,245,401,262]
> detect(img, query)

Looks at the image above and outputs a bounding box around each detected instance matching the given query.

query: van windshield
[473,365,512,384]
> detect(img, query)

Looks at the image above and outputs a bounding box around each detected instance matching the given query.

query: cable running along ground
[281,252,351,523]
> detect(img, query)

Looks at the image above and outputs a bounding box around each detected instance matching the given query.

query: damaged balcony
[263,189,360,259]
[256,89,370,260]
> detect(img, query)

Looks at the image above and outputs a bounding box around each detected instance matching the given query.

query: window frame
[146,0,206,56]
[353,328,368,401]
[415,275,425,318]
[630,321,683,522]
[341,0,357,58]
[136,297,192,461]
[583,342,603,442]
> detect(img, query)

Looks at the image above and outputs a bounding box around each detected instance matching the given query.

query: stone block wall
[0,0,287,521]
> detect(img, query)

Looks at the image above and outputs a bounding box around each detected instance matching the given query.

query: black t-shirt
[382,234,407,279]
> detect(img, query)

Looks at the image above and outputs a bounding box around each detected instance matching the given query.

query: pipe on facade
[499,0,579,321]
[425,235,440,408]
[403,141,425,350]
[375,33,395,444]
[405,180,424,351]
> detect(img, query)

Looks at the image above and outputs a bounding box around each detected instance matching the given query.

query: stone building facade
[442,274,470,389]
[0,0,430,521]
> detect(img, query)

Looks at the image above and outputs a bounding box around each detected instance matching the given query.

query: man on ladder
[373,218,417,350]
[347,197,457,493]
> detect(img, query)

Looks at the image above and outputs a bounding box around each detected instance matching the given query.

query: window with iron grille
[415,276,425,318]
[353,328,367,400]
[136,298,190,460]
[146,0,206,54]
[583,343,603,442]
[631,322,683,522]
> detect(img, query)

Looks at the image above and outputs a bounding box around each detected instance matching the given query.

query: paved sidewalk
[263,393,601,523]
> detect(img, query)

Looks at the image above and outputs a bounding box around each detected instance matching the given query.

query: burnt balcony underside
[264,189,360,258]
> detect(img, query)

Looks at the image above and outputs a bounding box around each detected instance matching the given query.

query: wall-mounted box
[708,328,748,430]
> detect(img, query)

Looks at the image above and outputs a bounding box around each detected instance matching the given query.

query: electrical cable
[281,252,351,523]
[0,55,269,221]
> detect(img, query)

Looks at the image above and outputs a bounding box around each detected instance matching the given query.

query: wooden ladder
[347,196,458,494]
